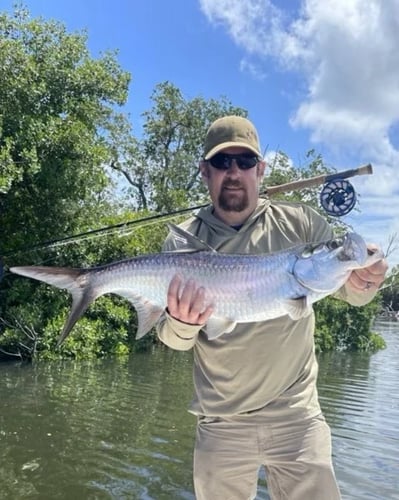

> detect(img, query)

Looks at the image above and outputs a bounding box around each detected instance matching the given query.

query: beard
[218,181,250,212]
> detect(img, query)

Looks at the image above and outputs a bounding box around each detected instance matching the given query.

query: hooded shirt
[156,199,373,419]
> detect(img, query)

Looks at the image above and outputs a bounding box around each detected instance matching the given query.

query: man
[156,116,387,499]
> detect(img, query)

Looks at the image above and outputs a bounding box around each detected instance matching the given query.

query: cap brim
[204,142,261,160]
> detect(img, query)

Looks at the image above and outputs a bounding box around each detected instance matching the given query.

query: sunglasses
[208,153,260,170]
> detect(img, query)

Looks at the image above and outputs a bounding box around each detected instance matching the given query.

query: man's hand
[347,244,388,292]
[167,274,214,325]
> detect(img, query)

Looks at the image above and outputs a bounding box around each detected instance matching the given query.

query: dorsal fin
[167,224,216,252]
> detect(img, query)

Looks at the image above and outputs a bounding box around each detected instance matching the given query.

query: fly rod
[2,164,374,262]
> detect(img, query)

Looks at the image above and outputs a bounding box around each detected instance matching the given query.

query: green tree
[380,264,399,313]
[0,7,132,358]
[314,295,384,352]
[109,81,247,212]
[0,7,131,258]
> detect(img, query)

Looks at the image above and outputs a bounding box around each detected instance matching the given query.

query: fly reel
[263,164,371,217]
[320,179,356,216]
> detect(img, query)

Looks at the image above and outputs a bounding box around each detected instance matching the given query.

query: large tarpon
[10,226,382,345]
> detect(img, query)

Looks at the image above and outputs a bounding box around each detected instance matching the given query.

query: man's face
[200,147,265,223]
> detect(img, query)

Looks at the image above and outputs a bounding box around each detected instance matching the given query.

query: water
[0,320,398,499]
[318,320,399,500]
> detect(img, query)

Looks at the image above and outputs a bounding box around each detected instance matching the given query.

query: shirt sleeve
[334,283,378,306]
[157,310,202,351]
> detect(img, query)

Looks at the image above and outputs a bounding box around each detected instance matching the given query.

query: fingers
[348,253,389,292]
[167,274,183,315]
[348,271,375,292]
[167,274,213,325]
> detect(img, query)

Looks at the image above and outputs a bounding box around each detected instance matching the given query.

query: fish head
[293,232,368,293]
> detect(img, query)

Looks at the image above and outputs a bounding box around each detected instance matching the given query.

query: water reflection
[0,321,398,499]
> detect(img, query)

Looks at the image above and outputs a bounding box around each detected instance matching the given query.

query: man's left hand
[346,244,388,293]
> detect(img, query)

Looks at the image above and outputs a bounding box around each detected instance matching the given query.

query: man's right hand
[167,274,214,325]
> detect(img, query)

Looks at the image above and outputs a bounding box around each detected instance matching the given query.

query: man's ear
[257,160,266,178]
[199,161,210,184]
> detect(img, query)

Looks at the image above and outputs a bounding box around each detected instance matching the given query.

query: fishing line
[2,204,207,261]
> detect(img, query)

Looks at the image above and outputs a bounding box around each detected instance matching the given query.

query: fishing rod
[2,163,373,261]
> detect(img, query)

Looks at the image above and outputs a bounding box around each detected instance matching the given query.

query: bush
[314,295,385,352]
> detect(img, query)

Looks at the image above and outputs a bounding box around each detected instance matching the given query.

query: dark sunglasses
[208,153,260,170]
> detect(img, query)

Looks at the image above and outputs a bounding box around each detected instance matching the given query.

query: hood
[193,198,272,237]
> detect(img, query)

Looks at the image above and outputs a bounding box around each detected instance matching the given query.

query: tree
[0,7,131,258]
[380,264,399,313]
[0,7,133,358]
[109,81,247,212]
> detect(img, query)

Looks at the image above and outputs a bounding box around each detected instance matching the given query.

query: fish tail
[10,266,99,345]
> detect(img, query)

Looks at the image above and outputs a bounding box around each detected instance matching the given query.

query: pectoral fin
[204,317,237,340]
[115,290,164,339]
[284,297,312,320]
[135,300,164,339]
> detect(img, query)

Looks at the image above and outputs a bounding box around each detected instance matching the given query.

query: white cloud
[239,59,267,81]
[199,0,399,194]
[199,0,285,57]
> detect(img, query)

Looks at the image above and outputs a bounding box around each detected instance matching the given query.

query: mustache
[221,180,244,189]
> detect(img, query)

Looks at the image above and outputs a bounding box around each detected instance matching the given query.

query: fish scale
[90,251,301,321]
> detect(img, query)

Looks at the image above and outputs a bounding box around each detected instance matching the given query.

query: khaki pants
[193,413,341,500]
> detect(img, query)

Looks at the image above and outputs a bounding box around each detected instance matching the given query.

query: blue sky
[3,0,399,267]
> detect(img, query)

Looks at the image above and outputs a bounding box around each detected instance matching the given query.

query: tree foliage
[0,7,131,257]
[109,81,247,212]
[380,264,399,313]
[0,6,132,358]
[314,295,384,352]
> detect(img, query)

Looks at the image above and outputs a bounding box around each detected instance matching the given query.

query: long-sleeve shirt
[156,199,375,420]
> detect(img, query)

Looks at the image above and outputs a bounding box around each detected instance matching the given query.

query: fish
[10,225,383,345]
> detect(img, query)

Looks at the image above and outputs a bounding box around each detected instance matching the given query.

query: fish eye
[328,238,343,250]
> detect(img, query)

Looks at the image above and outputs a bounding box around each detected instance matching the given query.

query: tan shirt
[156,199,374,419]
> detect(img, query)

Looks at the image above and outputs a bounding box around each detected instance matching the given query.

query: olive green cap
[203,115,261,160]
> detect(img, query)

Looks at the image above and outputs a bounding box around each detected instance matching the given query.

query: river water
[1,320,398,500]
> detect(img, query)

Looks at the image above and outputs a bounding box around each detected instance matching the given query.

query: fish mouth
[338,233,367,265]
[292,232,369,293]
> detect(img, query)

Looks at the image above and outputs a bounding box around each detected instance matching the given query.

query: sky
[2,0,399,267]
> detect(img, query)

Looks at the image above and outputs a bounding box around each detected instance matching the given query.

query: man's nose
[226,159,241,175]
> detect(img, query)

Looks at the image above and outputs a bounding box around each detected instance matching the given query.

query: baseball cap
[203,115,262,160]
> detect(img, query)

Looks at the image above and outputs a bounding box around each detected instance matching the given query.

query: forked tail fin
[10,266,100,345]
